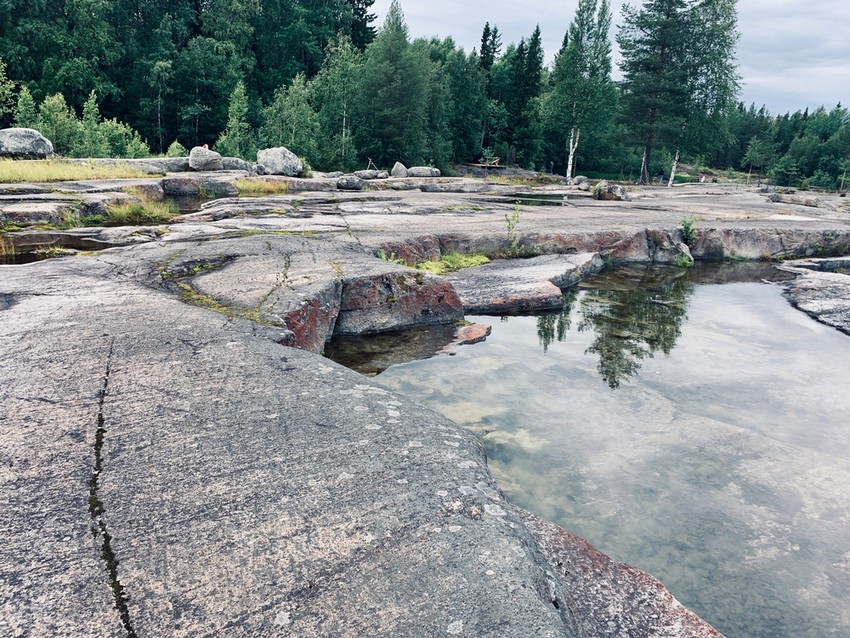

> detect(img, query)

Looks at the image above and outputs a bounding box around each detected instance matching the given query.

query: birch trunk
[667,148,680,187]
[566,127,581,180]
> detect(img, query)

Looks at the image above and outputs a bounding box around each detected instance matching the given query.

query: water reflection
[371,265,850,638]
[578,268,693,389]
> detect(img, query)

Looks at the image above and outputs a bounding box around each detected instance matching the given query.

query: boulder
[592,180,631,202]
[337,175,365,191]
[354,169,379,180]
[256,146,302,176]
[376,171,389,179]
[573,175,589,185]
[407,166,441,178]
[221,157,253,172]
[323,171,344,178]
[0,128,54,158]
[391,162,408,178]
[189,146,223,171]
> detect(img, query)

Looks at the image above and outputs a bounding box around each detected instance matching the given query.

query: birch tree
[547,0,615,180]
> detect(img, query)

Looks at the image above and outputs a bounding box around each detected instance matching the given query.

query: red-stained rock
[336,271,464,335]
[377,235,442,264]
[518,509,724,638]
[454,323,491,345]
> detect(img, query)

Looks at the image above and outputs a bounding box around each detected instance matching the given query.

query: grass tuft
[105,197,178,226]
[415,252,490,275]
[235,178,290,196]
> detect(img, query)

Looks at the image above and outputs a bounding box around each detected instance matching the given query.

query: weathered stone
[161,175,238,198]
[407,166,441,178]
[354,169,379,180]
[335,269,464,335]
[323,171,344,178]
[519,509,725,638]
[573,175,589,185]
[337,175,365,191]
[0,128,54,158]
[221,156,253,172]
[577,181,591,191]
[391,162,408,178]
[783,268,850,335]
[592,180,631,201]
[257,146,302,176]
[446,253,604,313]
[376,170,389,179]
[0,254,579,638]
[188,146,223,171]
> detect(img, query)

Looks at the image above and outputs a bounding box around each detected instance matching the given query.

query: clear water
[365,265,850,638]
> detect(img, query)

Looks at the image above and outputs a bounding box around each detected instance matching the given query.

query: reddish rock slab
[518,509,724,638]
[446,253,603,313]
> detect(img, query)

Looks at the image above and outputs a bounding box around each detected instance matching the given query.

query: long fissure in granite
[88,338,137,638]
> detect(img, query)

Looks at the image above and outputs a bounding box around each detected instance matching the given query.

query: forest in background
[0,0,847,188]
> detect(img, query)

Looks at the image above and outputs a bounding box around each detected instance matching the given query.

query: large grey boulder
[592,180,631,202]
[221,156,253,172]
[391,162,408,178]
[354,169,379,180]
[0,128,54,158]
[407,166,441,178]
[337,175,365,191]
[188,146,223,171]
[257,146,303,176]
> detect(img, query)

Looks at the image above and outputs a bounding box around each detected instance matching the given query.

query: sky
[371,0,850,115]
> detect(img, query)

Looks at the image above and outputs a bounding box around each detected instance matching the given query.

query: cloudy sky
[372,0,849,115]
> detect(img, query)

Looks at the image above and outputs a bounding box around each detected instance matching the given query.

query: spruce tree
[14,86,38,129]
[0,57,15,128]
[217,80,255,159]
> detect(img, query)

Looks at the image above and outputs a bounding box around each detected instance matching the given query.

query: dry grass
[0,159,153,183]
[235,177,290,196]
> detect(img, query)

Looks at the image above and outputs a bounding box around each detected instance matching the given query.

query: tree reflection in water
[536,267,694,389]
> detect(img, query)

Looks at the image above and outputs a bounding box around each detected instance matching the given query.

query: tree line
[0,0,847,188]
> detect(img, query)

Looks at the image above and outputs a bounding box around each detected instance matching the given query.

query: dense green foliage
[0,0,846,188]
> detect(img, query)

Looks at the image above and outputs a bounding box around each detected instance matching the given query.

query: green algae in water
[369,265,850,638]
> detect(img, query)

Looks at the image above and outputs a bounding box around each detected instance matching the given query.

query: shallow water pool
[346,264,850,638]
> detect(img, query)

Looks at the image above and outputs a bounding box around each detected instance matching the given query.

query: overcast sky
[372,0,849,115]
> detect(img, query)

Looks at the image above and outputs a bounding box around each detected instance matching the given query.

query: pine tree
[14,86,38,129]
[347,0,377,50]
[217,80,255,159]
[355,0,429,165]
[618,0,740,184]
[80,91,108,157]
[0,57,15,128]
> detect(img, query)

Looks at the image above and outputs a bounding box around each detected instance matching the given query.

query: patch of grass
[235,177,289,196]
[415,252,490,274]
[673,254,694,268]
[376,249,409,266]
[0,159,153,183]
[681,216,696,245]
[444,204,487,211]
[104,197,178,226]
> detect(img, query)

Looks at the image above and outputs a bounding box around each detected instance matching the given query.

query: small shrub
[505,206,521,250]
[681,216,696,245]
[673,254,693,268]
[166,140,187,157]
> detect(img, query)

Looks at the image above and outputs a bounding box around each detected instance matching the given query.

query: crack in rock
[88,338,137,638]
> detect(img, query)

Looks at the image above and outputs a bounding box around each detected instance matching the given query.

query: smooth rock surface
[391,162,408,178]
[447,253,604,313]
[519,509,723,638]
[783,268,850,334]
[0,255,579,638]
